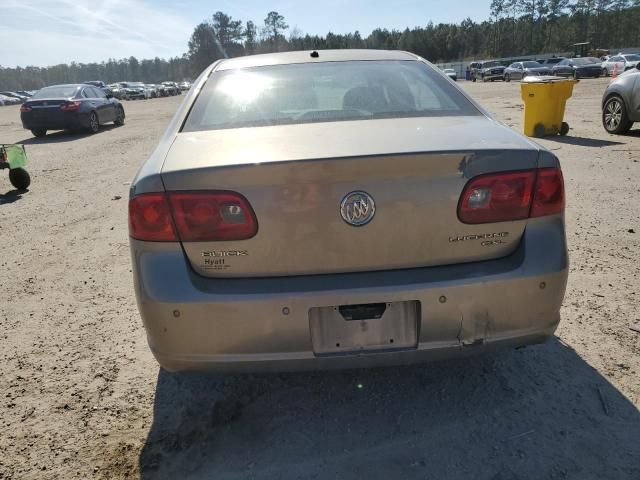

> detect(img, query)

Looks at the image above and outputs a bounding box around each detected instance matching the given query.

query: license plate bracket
[309,300,419,355]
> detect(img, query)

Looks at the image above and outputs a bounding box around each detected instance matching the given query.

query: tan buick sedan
[129,50,568,372]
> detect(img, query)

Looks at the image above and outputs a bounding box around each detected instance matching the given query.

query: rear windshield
[32,86,78,99]
[182,60,480,132]
[522,61,542,68]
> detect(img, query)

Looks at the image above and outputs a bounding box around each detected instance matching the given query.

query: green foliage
[1,4,639,90]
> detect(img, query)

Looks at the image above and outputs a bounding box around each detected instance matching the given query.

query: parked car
[469,60,506,82]
[552,57,602,79]
[538,57,565,67]
[20,83,125,137]
[601,63,640,134]
[129,49,567,372]
[107,84,124,99]
[145,84,159,98]
[0,94,22,105]
[161,81,179,95]
[504,61,552,81]
[156,84,169,97]
[602,53,640,76]
[0,91,28,103]
[83,80,106,88]
[16,90,33,98]
[120,82,147,100]
[442,68,457,81]
[178,81,191,91]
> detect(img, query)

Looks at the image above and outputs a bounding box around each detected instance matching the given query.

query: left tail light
[20,104,32,112]
[129,191,258,242]
[60,101,81,112]
[129,193,177,242]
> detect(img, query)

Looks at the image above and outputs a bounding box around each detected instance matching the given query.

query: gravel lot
[1,78,639,480]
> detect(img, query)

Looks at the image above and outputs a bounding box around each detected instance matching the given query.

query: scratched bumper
[131,215,568,372]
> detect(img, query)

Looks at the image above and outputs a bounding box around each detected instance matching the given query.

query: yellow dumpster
[520,77,578,138]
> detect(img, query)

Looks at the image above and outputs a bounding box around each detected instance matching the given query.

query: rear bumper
[21,112,90,130]
[131,216,568,372]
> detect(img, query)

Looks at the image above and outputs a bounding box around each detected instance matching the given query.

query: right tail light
[458,167,564,224]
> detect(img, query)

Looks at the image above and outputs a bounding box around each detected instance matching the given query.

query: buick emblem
[340,191,375,226]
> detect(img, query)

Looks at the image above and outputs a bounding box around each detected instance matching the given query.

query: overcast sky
[1,0,490,68]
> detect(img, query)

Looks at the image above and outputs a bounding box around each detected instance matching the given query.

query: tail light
[60,101,81,112]
[129,191,257,242]
[20,104,32,113]
[129,193,177,242]
[168,191,258,241]
[458,168,564,224]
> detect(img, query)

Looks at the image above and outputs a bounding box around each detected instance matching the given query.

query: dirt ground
[0,78,639,480]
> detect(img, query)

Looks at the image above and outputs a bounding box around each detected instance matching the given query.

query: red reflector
[458,170,535,224]
[531,168,564,217]
[20,104,32,113]
[168,191,258,241]
[60,101,81,112]
[129,193,177,242]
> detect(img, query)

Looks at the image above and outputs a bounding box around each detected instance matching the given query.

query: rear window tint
[182,60,480,132]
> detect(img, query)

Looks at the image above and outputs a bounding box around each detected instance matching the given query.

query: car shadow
[543,135,625,147]
[17,124,119,145]
[0,188,26,205]
[135,338,640,480]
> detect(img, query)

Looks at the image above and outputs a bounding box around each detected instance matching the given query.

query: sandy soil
[0,78,638,480]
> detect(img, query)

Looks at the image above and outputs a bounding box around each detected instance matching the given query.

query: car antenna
[310,51,319,58]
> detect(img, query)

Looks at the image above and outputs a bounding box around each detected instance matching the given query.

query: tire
[602,68,608,77]
[472,77,476,83]
[9,168,30,190]
[560,122,570,136]
[533,123,546,138]
[602,95,633,134]
[504,73,511,82]
[114,106,125,126]
[573,70,580,79]
[31,129,46,138]
[482,75,487,83]
[88,111,100,134]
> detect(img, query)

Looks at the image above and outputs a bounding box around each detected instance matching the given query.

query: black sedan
[552,58,602,79]
[20,84,125,138]
[503,61,552,81]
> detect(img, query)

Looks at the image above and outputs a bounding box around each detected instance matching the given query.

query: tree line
[1,1,639,90]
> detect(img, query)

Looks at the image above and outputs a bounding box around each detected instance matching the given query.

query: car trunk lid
[161,116,539,277]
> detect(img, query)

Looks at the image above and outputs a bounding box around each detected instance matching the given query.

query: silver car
[602,64,640,134]
[503,61,552,81]
[129,50,568,372]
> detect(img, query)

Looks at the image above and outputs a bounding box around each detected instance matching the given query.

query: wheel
[31,128,46,138]
[533,123,546,138]
[472,77,476,83]
[602,95,633,134]
[560,122,570,136]
[504,73,511,82]
[482,75,487,83]
[602,68,608,77]
[573,70,580,79]
[88,111,100,133]
[114,106,125,126]
[9,168,30,190]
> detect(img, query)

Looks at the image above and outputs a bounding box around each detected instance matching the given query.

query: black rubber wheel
[31,129,46,138]
[88,111,100,133]
[602,95,633,134]
[504,73,511,82]
[9,168,30,190]
[114,106,125,126]
[560,122,570,136]
[472,77,476,83]
[533,123,546,138]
